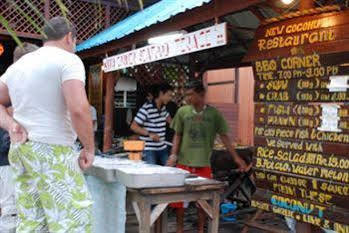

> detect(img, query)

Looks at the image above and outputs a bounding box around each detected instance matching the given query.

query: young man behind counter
[167,79,251,233]
[131,84,173,165]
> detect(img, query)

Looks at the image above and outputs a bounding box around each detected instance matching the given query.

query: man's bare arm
[0,82,12,131]
[130,121,148,136]
[0,82,27,143]
[62,80,94,151]
[167,133,182,166]
[130,121,160,142]
[220,134,250,172]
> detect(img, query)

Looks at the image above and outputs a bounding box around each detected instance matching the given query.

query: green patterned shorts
[9,141,93,233]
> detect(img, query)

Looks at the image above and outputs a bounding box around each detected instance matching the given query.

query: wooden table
[128,178,225,233]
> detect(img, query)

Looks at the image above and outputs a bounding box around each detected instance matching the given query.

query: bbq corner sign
[102,22,227,72]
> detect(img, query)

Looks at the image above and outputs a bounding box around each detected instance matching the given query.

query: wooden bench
[128,178,225,233]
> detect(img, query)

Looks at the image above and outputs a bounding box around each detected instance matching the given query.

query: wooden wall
[204,67,255,146]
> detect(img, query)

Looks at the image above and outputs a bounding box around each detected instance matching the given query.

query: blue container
[220,203,237,222]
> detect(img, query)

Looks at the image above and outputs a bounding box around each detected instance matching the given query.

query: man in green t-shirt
[167,79,250,233]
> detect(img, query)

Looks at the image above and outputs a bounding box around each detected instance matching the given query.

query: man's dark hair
[43,17,77,42]
[152,84,173,99]
[185,79,206,94]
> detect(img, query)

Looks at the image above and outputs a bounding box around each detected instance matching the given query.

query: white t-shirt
[90,105,97,132]
[0,46,85,146]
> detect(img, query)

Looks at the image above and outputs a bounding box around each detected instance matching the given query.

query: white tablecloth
[85,175,126,233]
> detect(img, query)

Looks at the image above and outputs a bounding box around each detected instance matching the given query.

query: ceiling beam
[197,55,250,71]
[257,1,284,14]
[248,6,266,21]
[78,0,262,58]
[227,24,256,32]
[0,30,42,41]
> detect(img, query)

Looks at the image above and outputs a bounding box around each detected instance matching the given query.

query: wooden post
[138,199,151,233]
[103,71,118,152]
[207,191,221,233]
[161,208,168,233]
[234,68,239,104]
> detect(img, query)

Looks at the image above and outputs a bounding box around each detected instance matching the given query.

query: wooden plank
[254,156,349,185]
[244,9,349,61]
[254,136,349,157]
[0,30,42,40]
[138,199,151,233]
[197,200,213,219]
[255,89,349,102]
[254,169,349,209]
[150,203,168,226]
[251,52,349,102]
[241,209,264,233]
[140,192,214,205]
[245,220,289,233]
[251,196,349,232]
[255,78,330,92]
[207,191,221,233]
[252,188,349,224]
[132,201,141,223]
[161,208,168,233]
[136,181,225,195]
[78,0,262,58]
[255,103,349,118]
[254,125,349,144]
[255,145,349,166]
[184,179,225,187]
[255,115,349,132]
[296,222,312,233]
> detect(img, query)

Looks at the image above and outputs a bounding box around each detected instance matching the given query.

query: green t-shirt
[171,105,229,167]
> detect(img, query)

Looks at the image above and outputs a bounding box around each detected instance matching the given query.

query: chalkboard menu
[244,8,349,232]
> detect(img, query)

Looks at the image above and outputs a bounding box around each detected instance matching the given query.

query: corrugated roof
[76,0,212,52]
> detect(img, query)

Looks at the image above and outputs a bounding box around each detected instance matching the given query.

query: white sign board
[102,23,227,72]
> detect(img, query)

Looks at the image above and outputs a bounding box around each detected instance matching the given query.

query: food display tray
[86,156,189,187]
[115,165,189,188]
